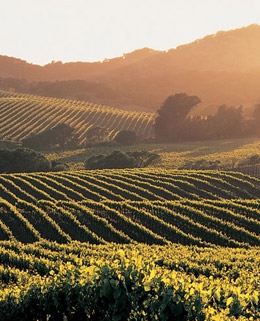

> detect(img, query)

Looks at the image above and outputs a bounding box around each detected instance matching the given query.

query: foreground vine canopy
[0,167,259,319]
[0,242,259,320]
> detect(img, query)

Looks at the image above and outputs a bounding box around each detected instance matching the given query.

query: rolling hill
[1,24,260,114]
[0,90,155,144]
[1,24,260,321]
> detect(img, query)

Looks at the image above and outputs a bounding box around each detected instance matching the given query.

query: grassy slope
[46,137,260,170]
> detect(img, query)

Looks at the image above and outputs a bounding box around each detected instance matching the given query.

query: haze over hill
[1,24,260,114]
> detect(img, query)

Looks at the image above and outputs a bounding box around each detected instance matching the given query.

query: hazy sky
[1,0,260,65]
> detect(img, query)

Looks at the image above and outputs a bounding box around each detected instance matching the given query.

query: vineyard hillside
[0,169,260,247]
[1,25,260,321]
[0,90,155,145]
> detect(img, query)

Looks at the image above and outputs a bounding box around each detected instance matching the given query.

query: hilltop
[1,24,260,114]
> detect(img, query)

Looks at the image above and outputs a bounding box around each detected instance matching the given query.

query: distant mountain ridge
[1,24,260,114]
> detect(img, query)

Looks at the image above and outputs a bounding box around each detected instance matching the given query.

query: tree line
[154,93,260,141]
[22,123,138,150]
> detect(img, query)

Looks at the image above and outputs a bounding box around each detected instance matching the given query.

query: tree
[252,102,260,120]
[85,150,160,170]
[208,105,244,139]
[0,148,51,173]
[114,130,137,145]
[127,150,161,167]
[86,126,109,144]
[51,123,77,147]
[85,150,136,169]
[250,103,260,136]
[154,93,201,141]
[22,123,79,150]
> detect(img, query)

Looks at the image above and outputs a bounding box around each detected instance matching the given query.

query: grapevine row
[0,199,259,246]
[1,169,260,204]
[0,90,155,143]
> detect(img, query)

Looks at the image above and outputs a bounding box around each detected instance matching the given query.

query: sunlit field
[45,137,260,170]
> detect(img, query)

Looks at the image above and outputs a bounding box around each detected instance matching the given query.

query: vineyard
[0,197,260,247]
[0,241,259,320]
[1,168,260,204]
[0,169,259,247]
[0,90,155,144]
[0,169,260,319]
[0,89,260,319]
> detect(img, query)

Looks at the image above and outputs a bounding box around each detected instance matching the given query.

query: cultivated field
[0,90,155,144]
[0,241,259,320]
[0,90,260,320]
[0,169,260,247]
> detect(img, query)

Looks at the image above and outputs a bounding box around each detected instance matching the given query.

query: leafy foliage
[22,123,79,150]
[127,150,161,167]
[0,148,51,173]
[86,125,109,144]
[154,93,201,141]
[0,242,259,320]
[85,150,136,169]
[154,93,260,142]
[114,130,137,145]
[85,150,160,169]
